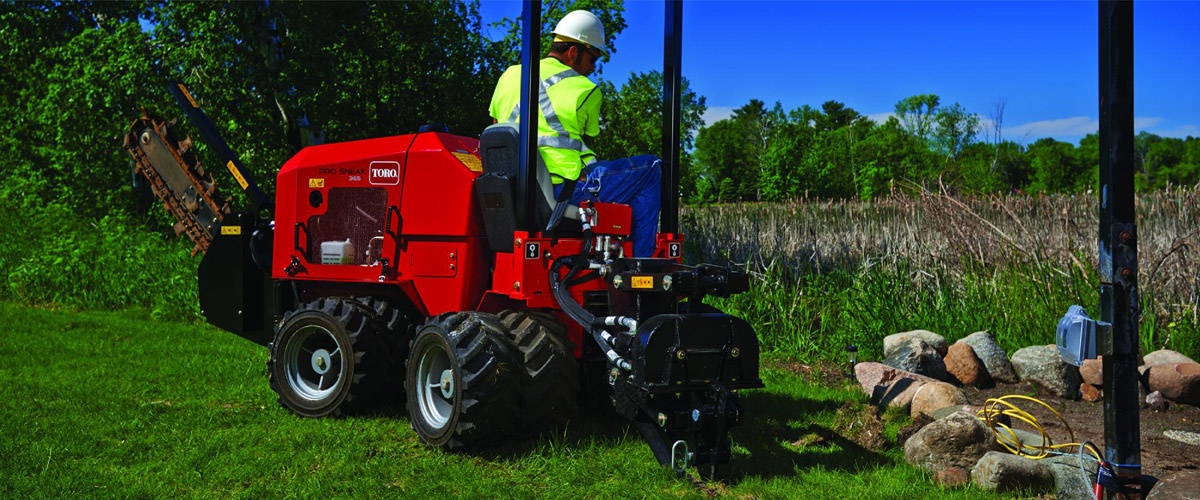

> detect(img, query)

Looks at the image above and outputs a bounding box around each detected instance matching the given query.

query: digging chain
[123,111,232,255]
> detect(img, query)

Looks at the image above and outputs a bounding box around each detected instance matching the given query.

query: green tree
[0,2,161,217]
[1027,138,1084,193]
[693,119,754,203]
[933,102,980,159]
[994,140,1032,192]
[490,0,627,70]
[759,121,814,200]
[894,94,940,146]
[590,71,706,159]
[1144,136,1197,187]
[0,1,523,219]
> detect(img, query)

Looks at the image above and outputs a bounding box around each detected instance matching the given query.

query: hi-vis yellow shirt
[489,57,601,183]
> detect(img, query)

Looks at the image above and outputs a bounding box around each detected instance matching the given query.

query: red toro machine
[124,2,761,477]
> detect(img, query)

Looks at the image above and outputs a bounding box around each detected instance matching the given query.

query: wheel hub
[311,349,333,375]
[439,369,454,398]
[281,324,344,402]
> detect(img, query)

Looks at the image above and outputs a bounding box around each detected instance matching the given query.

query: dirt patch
[832,401,887,451]
[964,381,1200,477]
[765,359,848,386]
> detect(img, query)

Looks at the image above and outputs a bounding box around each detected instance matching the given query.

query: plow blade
[123,113,231,254]
[616,313,764,478]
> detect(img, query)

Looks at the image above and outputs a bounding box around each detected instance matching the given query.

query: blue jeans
[554,155,661,257]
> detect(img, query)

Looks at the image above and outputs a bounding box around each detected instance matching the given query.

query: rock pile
[853,330,1200,497]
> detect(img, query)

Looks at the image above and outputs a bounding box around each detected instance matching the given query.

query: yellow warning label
[178,84,199,108]
[309,178,324,188]
[221,225,242,235]
[452,152,483,172]
[632,276,654,289]
[227,160,249,190]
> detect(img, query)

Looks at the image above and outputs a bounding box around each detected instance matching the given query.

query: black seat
[475,124,580,252]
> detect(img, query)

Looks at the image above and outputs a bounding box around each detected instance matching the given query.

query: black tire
[267,298,384,417]
[498,310,580,436]
[405,312,521,450]
[355,297,413,391]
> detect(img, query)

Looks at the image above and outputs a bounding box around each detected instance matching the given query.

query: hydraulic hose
[548,238,632,371]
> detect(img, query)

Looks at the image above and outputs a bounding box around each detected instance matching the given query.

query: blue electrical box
[1056,305,1107,366]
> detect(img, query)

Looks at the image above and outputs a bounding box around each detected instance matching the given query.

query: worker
[489,10,661,257]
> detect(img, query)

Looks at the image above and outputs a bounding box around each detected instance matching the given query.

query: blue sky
[478,0,1200,145]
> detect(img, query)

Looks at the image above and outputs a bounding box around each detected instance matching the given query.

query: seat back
[475,124,579,252]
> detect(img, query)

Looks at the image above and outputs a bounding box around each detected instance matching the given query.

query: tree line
[688,96,1200,203]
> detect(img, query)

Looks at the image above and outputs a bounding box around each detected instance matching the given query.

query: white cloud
[1006,116,1097,138]
[866,112,895,125]
[701,106,735,127]
[1147,124,1200,138]
[995,116,1162,141]
[1135,117,1164,129]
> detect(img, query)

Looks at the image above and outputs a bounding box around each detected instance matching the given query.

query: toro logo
[369,161,401,185]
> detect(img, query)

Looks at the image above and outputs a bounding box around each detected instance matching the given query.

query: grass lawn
[0,302,1013,499]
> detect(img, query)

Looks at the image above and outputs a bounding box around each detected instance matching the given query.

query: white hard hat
[552,10,607,55]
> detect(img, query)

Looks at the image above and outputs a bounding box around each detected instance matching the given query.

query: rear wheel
[405,312,520,449]
[268,298,383,417]
[355,297,413,392]
[499,310,579,437]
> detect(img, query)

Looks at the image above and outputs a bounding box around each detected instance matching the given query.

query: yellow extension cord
[975,394,1102,462]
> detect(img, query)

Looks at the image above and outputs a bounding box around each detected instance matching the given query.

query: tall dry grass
[682,185,1200,357]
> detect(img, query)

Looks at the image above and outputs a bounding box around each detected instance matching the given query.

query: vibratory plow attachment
[123,112,231,255]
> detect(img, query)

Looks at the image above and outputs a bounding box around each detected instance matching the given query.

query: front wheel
[267,298,382,417]
[405,312,520,450]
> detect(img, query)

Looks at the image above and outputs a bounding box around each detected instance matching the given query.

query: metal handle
[385,205,401,240]
[293,222,310,261]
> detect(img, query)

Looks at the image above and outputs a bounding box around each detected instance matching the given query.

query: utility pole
[1098,1,1141,497]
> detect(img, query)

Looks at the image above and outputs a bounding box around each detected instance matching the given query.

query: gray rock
[958,331,1019,383]
[1146,470,1200,500]
[1000,428,1050,456]
[971,451,1055,492]
[1044,454,1100,500]
[911,381,968,419]
[1163,429,1200,446]
[1142,349,1198,376]
[932,406,1012,428]
[874,380,926,412]
[854,362,941,411]
[904,411,995,473]
[1147,390,1169,411]
[855,362,940,393]
[884,330,948,357]
[883,338,949,381]
[1011,345,1082,399]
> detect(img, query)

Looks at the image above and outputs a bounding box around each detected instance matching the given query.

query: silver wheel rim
[283,324,346,402]
[415,341,454,430]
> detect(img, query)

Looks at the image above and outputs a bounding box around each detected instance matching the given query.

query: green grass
[0,302,1014,500]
